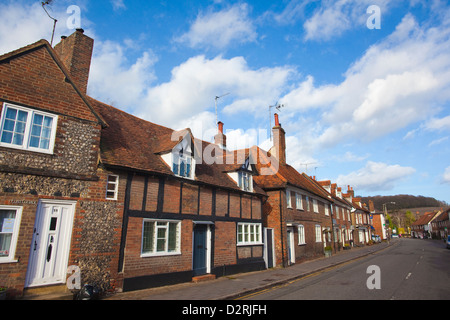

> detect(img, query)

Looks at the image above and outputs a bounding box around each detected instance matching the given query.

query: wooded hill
[360,194,448,212]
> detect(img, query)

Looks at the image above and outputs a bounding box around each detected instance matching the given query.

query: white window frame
[325,204,329,216]
[238,170,253,192]
[0,103,58,154]
[141,219,181,257]
[312,199,319,213]
[297,224,306,245]
[286,190,292,208]
[0,206,23,263]
[105,174,119,200]
[237,223,262,246]
[172,151,194,179]
[315,224,322,242]
[305,196,310,211]
[296,193,303,210]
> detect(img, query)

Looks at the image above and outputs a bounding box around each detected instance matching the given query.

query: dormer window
[173,147,192,178]
[231,157,254,192]
[160,132,196,180]
[238,171,251,191]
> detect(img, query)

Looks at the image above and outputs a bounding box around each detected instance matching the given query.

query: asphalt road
[242,238,450,300]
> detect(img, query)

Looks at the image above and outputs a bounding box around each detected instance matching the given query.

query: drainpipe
[279,190,286,268]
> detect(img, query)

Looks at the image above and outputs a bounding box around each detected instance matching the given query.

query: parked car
[447,235,450,249]
[371,235,381,243]
[391,234,399,238]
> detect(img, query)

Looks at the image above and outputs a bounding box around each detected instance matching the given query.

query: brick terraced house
[247,114,335,267]
[0,29,125,298]
[88,98,268,292]
[0,29,268,297]
[0,29,383,298]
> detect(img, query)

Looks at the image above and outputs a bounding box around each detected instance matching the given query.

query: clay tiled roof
[88,97,265,195]
[239,146,331,201]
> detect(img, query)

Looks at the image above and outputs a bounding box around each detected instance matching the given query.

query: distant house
[411,211,441,239]
[368,200,387,240]
[431,207,449,239]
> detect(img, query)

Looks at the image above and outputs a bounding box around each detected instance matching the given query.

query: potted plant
[324,246,332,257]
[343,243,351,250]
[0,287,7,300]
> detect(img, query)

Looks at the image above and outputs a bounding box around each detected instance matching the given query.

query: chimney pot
[76,28,85,34]
[218,121,224,134]
[274,113,280,127]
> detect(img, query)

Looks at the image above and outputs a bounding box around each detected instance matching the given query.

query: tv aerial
[269,102,284,140]
[214,93,230,126]
[41,0,58,46]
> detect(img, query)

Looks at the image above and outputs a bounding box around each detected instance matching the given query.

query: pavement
[104,240,397,300]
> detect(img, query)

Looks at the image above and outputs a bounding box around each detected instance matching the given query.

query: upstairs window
[296,193,303,210]
[238,170,252,191]
[0,103,57,154]
[106,175,119,200]
[172,147,192,178]
[312,199,319,213]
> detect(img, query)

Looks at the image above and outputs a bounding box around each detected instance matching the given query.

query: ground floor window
[315,224,322,242]
[298,225,305,245]
[141,219,181,256]
[0,206,22,263]
[237,223,262,245]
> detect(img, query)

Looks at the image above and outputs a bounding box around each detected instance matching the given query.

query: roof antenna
[269,102,284,141]
[41,0,58,46]
[214,93,230,126]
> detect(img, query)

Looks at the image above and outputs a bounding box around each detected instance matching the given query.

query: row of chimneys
[54,29,288,166]
[213,113,286,166]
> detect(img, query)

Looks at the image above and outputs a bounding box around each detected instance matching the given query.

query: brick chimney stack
[54,28,94,94]
[270,113,286,166]
[214,121,227,149]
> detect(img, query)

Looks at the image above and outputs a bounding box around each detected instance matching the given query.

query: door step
[22,285,74,300]
[192,274,216,283]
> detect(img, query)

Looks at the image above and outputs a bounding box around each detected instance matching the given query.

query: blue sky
[1,0,450,204]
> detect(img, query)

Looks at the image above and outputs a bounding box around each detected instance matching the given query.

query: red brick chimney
[270,113,286,166]
[54,28,94,94]
[214,121,227,149]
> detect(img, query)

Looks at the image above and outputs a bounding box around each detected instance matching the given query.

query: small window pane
[1,131,12,144]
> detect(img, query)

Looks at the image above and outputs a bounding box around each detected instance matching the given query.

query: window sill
[237,243,263,247]
[0,259,19,264]
[140,252,181,258]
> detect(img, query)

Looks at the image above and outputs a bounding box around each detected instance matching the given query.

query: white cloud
[88,40,157,109]
[425,115,450,132]
[111,0,126,11]
[279,13,450,148]
[336,161,416,192]
[443,166,450,184]
[303,0,391,41]
[135,55,293,129]
[176,3,257,50]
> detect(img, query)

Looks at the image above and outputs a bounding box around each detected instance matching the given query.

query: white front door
[25,200,76,288]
